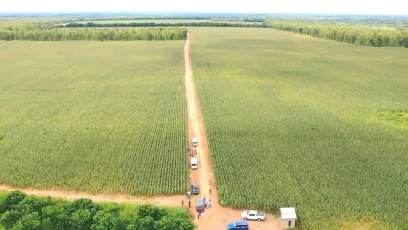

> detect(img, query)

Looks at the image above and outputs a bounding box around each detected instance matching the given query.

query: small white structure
[190,157,198,169]
[192,137,198,147]
[280,207,297,229]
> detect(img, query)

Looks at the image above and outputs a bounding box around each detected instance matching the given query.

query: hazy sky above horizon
[1,0,407,15]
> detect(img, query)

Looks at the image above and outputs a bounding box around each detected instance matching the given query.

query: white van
[192,137,198,147]
[191,157,198,169]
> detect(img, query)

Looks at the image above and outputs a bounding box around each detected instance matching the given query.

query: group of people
[203,197,212,208]
[188,147,197,157]
[182,198,192,208]
[185,144,212,220]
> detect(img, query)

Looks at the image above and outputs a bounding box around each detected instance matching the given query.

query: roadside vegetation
[190,27,408,229]
[0,191,194,230]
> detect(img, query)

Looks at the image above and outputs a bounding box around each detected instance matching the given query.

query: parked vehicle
[192,137,198,147]
[241,210,265,221]
[227,221,249,230]
[196,198,205,212]
[191,157,198,169]
[191,184,199,194]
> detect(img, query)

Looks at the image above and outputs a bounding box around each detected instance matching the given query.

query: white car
[241,210,265,221]
[192,137,198,147]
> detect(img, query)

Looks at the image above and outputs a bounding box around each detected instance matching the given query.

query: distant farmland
[0,40,188,195]
[190,27,408,229]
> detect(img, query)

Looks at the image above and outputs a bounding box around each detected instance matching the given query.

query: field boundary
[0,184,185,206]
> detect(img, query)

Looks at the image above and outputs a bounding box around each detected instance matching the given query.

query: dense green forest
[0,191,195,230]
[61,17,264,23]
[62,22,267,28]
[67,17,211,22]
[266,19,408,47]
[0,27,187,41]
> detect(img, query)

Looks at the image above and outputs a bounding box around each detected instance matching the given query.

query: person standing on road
[182,200,184,206]
[189,200,191,208]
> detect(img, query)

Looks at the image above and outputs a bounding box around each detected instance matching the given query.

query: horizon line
[0,11,407,16]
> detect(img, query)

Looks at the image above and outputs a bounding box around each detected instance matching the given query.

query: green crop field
[0,40,188,195]
[189,27,408,229]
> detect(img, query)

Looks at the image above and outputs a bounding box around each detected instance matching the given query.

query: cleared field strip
[0,41,188,195]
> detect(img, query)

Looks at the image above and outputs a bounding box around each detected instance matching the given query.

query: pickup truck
[241,210,265,221]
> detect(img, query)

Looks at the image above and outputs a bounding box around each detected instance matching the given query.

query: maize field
[0,41,188,195]
[190,28,408,229]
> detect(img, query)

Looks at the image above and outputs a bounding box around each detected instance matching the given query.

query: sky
[1,0,407,15]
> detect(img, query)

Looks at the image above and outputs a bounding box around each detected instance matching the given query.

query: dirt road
[0,184,185,206]
[184,33,281,230]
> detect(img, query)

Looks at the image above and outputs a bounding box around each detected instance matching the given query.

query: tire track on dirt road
[184,33,281,230]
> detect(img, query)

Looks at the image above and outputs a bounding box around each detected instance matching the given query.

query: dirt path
[184,33,282,230]
[0,184,185,206]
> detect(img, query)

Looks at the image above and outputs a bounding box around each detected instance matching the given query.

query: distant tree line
[270,15,408,30]
[243,18,265,22]
[266,19,408,47]
[0,191,195,230]
[0,27,187,41]
[62,22,268,28]
[62,17,211,23]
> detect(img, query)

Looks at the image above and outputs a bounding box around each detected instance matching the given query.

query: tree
[43,204,68,230]
[137,205,166,221]
[14,212,41,230]
[154,217,195,230]
[0,210,21,229]
[0,191,27,214]
[16,196,53,218]
[64,198,101,217]
[135,216,155,230]
[69,208,92,230]
[90,210,129,230]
